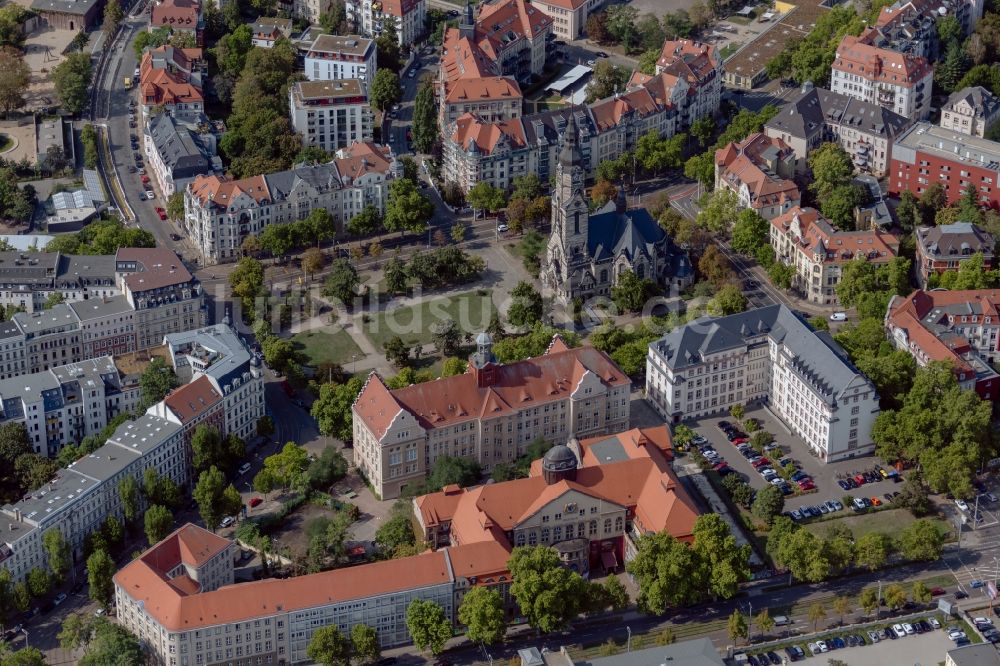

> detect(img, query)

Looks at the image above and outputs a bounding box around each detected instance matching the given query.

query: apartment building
[770,206,900,306]
[471,0,553,82]
[530,0,604,39]
[304,34,376,89]
[442,78,681,194]
[0,321,26,380]
[289,80,374,154]
[830,29,933,120]
[162,324,265,443]
[149,0,204,47]
[353,334,631,499]
[888,122,1000,207]
[653,39,722,129]
[250,17,293,48]
[714,133,801,220]
[875,0,984,56]
[0,415,186,584]
[116,525,459,663]
[116,248,206,350]
[69,296,138,360]
[141,45,206,89]
[346,0,427,47]
[940,86,1000,139]
[886,289,1000,403]
[915,222,995,287]
[184,142,398,263]
[764,84,913,177]
[0,251,117,313]
[646,305,880,462]
[144,113,218,198]
[139,69,204,124]
[415,426,701,568]
[0,356,136,457]
[437,18,523,128]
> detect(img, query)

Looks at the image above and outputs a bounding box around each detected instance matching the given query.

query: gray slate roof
[572,637,724,666]
[765,86,911,140]
[649,305,872,406]
[147,114,212,180]
[944,86,1000,119]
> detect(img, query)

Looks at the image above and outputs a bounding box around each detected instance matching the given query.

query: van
[773,615,790,626]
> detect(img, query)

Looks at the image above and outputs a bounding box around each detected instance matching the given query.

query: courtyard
[362,289,496,351]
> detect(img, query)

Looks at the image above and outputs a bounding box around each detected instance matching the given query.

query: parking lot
[791,624,965,665]
[688,407,907,516]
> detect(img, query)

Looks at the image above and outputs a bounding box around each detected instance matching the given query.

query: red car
[281,380,295,398]
[712,462,729,472]
[249,497,263,508]
[732,437,749,445]
[854,474,866,485]
[798,480,816,490]
[751,457,771,469]
[140,175,150,183]
[156,209,167,220]
[931,587,946,596]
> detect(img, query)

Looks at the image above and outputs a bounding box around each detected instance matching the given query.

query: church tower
[552,114,589,261]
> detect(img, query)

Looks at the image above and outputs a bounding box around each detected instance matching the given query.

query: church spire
[558,113,582,168]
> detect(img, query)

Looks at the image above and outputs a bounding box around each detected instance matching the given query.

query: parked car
[239,462,252,475]
[830,312,847,321]
[798,480,816,491]
[249,497,263,508]
[930,587,946,596]
[892,624,907,638]
[867,630,880,643]
[928,617,941,629]
[902,623,915,635]
[956,498,970,511]
[987,492,999,502]
[220,516,235,528]
[829,637,845,649]
[53,593,67,606]
[870,497,882,506]
[884,492,894,503]
[971,579,985,589]
[838,479,851,490]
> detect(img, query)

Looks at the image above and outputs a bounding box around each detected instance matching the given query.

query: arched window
[574,211,580,234]
[516,532,526,546]
[528,531,538,546]
[614,516,623,532]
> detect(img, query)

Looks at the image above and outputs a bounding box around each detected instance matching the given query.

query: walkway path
[679,463,765,567]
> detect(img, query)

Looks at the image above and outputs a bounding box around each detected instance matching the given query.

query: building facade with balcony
[764,84,913,177]
[888,122,1000,208]
[345,0,426,47]
[184,142,397,263]
[886,289,1000,403]
[149,0,204,47]
[352,333,631,499]
[646,305,880,462]
[914,222,995,287]
[940,86,1000,138]
[470,0,552,83]
[875,0,984,56]
[769,206,900,306]
[830,30,933,121]
[304,34,376,89]
[714,133,801,220]
[652,39,721,130]
[143,112,218,198]
[289,79,374,154]
[530,0,604,39]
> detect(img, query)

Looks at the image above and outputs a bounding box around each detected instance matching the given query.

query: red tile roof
[355,341,629,439]
[140,67,203,106]
[117,247,195,291]
[441,28,498,83]
[715,133,800,209]
[449,112,527,155]
[771,206,899,265]
[162,375,222,424]
[445,76,522,104]
[150,0,200,30]
[188,174,270,209]
[334,141,394,180]
[382,0,421,17]
[656,39,719,86]
[833,30,931,86]
[475,0,552,61]
[589,87,661,131]
[115,530,454,631]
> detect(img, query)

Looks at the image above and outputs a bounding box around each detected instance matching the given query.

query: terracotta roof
[449,112,527,155]
[875,0,937,29]
[355,341,628,438]
[441,29,498,83]
[115,529,454,631]
[414,483,467,528]
[833,30,931,86]
[656,39,719,85]
[715,133,800,208]
[334,141,394,180]
[475,0,553,61]
[140,68,203,106]
[533,0,588,9]
[188,174,270,209]
[150,0,200,29]
[771,206,899,265]
[381,0,421,17]
[117,247,195,291]
[628,70,682,107]
[446,540,511,581]
[162,375,222,424]
[885,289,1000,377]
[589,87,660,131]
[141,46,203,80]
[445,76,522,104]
[136,524,231,579]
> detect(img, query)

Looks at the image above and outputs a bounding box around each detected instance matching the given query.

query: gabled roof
[334,141,395,180]
[772,206,899,265]
[944,86,1000,119]
[715,133,800,207]
[450,113,527,155]
[445,76,522,104]
[589,88,660,131]
[140,68,203,107]
[162,375,222,423]
[474,0,553,61]
[833,30,931,85]
[117,247,195,292]
[188,174,270,208]
[656,39,719,86]
[150,0,201,29]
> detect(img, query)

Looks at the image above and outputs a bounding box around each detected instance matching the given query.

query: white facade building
[304,34,376,90]
[289,79,374,154]
[646,305,880,462]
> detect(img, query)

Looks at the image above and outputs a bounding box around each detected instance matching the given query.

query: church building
[543,115,692,305]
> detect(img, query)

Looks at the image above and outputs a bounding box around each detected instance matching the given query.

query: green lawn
[805,508,953,541]
[720,42,742,61]
[364,291,495,351]
[291,329,364,366]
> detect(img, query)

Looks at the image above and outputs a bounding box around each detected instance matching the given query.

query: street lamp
[626,626,631,652]
[747,602,753,645]
[21,627,28,648]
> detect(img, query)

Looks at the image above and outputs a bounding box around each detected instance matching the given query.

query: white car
[893,624,907,638]
[497,223,509,233]
[902,623,915,635]
[807,642,820,655]
[220,516,235,528]
[987,492,999,502]
[145,191,155,200]
[956,499,970,511]
[408,69,417,78]
[829,312,847,321]
[928,618,941,629]
[867,630,881,643]
[816,640,829,652]
[239,462,252,475]
[948,629,967,641]
[974,617,994,628]
[586,59,596,66]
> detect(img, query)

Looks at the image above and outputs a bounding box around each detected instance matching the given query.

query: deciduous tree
[508,545,590,632]
[458,586,506,645]
[144,504,173,545]
[307,625,351,666]
[87,549,116,608]
[406,599,453,654]
[0,47,30,115]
